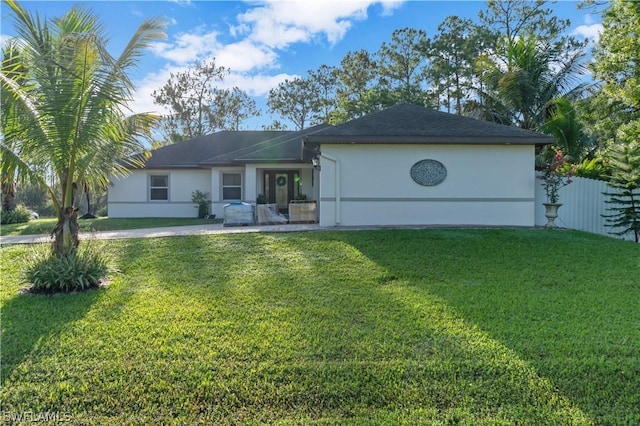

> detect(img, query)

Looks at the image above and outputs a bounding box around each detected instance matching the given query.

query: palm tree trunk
[51,206,79,255]
[86,190,92,215]
[1,181,17,211]
[80,184,97,219]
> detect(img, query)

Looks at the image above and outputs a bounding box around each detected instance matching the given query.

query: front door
[264,171,299,214]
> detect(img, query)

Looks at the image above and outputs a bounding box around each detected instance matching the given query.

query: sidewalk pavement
[0,223,323,245]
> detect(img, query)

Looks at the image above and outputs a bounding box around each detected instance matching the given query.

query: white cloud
[136,0,405,119]
[377,0,404,17]
[572,23,603,42]
[584,13,595,25]
[229,23,250,38]
[216,40,279,72]
[128,62,297,116]
[150,29,220,64]
[128,65,186,115]
[151,1,403,69]
[572,14,603,44]
[150,30,278,72]
[225,72,299,97]
[0,34,13,49]
[237,1,379,48]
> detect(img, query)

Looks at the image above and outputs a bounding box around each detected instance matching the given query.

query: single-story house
[108,103,553,227]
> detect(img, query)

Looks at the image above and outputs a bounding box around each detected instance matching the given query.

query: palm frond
[3,0,165,211]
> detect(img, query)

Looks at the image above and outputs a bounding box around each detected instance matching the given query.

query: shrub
[23,244,113,293]
[574,157,610,180]
[191,190,211,218]
[1,204,33,225]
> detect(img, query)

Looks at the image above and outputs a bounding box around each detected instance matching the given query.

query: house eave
[198,161,240,167]
[238,158,310,163]
[304,135,554,145]
[121,164,206,170]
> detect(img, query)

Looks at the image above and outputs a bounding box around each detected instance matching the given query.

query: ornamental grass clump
[539,150,576,204]
[23,244,112,294]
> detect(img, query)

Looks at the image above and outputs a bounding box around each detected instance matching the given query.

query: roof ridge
[305,103,554,145]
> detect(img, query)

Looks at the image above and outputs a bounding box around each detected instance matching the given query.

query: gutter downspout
[319,152,341,225]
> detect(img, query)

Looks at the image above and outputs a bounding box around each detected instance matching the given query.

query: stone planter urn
[543,203,562,228]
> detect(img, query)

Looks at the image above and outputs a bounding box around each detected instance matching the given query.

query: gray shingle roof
[203,124,330,165]
[304,103,554,145]
[132,104,553,169]
[139,126,334,168]
[141,131,288,168]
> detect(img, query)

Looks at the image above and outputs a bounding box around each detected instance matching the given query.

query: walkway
[0,223,521,246]
[0,223,323,245]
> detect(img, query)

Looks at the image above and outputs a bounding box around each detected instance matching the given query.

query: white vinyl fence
[534,175,636,242]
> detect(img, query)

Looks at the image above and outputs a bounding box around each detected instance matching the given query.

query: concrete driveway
[0,223,322,245]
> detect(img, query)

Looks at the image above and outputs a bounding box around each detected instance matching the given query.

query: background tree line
[3,0,639,234]
[152,0,636,172]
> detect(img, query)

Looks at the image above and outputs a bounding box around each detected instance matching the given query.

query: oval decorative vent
[410,159,447,186]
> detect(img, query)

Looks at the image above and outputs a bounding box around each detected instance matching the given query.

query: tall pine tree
[603,141,640,242]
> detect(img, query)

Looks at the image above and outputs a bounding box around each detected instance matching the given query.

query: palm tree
[1,0,165,255]
[540,97,590,162]
[469,34,587,131]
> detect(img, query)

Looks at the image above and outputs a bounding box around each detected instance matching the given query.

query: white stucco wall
[108,169,211,218]
[318,144,536,227]
[298,167,315,200]
[108,164,315,219]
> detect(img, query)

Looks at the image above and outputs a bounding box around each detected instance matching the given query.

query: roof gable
[305,103,554,145]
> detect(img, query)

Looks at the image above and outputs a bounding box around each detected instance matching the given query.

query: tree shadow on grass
[3,230,630,423]
[334,228,640,425]
[166,231,593,424]
[1,278,101,386]
[0,238,144,387]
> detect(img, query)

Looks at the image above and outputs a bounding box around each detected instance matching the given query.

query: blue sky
[1,1,603,129]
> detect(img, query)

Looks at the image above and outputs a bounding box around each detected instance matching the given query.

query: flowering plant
[538,150,575,204]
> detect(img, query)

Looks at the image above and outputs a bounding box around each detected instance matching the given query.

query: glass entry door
[264,171,299,214]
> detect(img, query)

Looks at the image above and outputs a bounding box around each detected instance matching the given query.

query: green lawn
[0,217,220,236]
[1,229,638,425]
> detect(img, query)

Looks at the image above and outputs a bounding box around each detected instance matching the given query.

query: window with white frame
[222,173,242,200]
[149,175,169,201]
